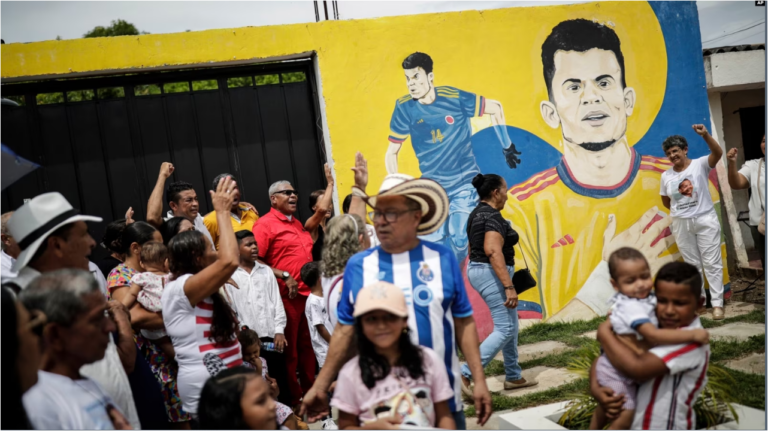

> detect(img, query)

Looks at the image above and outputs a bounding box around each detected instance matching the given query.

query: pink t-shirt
[330,347,453,428]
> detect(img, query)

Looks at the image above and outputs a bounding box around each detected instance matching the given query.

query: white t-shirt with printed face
[161,273,243,414]
[660,156,715,218]
[23,371,124,430]
[305,293,334,367]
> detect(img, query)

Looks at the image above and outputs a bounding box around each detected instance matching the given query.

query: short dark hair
[662,135,689,153]
[139,241,168,267]
[198,367,263,430]
[541,19,627,98]
[471,173,505,200]
[655,261,702,299]
[161,216,190,245]
[119,221,159,256]
[237,326,260,349]
[29,223,77,264]
[342,194,353,214]
[101,219,127,253]
[301,261,321,288]
[402,52,433,74]
[607,247,649,280]
[212,173,235,192]
[166,181,195,205]
[309,189,325,212]
[235,229,254,244]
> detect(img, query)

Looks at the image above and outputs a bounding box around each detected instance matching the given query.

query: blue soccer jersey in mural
[388,86,485,194]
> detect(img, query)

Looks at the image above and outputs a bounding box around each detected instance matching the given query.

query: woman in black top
[459,173,537,394]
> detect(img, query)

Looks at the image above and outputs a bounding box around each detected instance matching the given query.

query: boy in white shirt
[301,262,333,367]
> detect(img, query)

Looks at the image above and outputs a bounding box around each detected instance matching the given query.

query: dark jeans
[261,336,292,406]
[750,225,766,272]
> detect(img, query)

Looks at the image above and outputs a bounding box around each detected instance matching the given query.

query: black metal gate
[1,60,328,257]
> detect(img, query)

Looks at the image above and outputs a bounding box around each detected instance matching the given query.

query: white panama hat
[351,173,448,236]
[8,192,102,272]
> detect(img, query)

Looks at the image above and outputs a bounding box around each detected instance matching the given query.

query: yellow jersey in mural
[504,150,730,319]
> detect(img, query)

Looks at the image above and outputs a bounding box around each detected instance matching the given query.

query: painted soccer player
[386,52,520,264]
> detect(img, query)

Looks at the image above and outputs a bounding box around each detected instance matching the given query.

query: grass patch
[518,317,603,345]
[722,367,766,410]
[701,309,765,328]
[484,341,600,377]
[710,335,765,362]
[464,378,589,417]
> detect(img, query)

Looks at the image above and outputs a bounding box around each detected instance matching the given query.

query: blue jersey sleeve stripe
[453,310,473,318]
[630,318,651,329]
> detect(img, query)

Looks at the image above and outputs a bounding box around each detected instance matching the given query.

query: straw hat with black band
[351,173,449,235]
[8,192,102,273]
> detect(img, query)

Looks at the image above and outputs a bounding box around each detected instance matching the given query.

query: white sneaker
[322,418,339,430]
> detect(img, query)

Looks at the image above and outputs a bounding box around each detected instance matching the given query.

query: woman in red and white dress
[162,175,242,418]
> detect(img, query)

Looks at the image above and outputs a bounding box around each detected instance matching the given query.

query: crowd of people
[0,125,763,431]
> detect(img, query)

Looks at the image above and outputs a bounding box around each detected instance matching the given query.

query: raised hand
[602,207,680,276]
[351,151,369,189]
[124,207,135,225]
[503,143,522,169]
[159,162,174,179]
[324,163,334,185]
[211,176,236,213]
[692,124,709,137]
[726,148,738,162]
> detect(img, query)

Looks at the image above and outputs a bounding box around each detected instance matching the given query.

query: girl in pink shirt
[331,282,455,430]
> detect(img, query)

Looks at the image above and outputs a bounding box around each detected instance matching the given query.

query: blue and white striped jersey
[338,240,473,412]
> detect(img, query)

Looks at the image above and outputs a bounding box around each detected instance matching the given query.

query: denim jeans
[460,261,522,381]
[452,410,467,430]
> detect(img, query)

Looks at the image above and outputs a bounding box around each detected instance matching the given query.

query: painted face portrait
[404,67,433,100]
[543,48,635,151]
[678,179,693,198]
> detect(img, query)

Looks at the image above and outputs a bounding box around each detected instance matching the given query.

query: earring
[403,328,408,334]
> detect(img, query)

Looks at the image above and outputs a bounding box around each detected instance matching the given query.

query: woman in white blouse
[727,135,766,270]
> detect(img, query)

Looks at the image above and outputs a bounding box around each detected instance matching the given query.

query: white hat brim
[12,214,103,273]
[352,178,448,235]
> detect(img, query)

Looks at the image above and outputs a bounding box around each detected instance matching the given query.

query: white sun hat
[351,173,448,235]
[8,192,102,272]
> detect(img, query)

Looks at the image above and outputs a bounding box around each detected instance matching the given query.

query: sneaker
[713,307,725,320]
[322,418,339,430]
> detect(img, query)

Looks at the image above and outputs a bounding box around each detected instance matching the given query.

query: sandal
[504,378,538,390]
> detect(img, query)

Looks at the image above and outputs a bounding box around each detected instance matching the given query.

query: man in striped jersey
[301,174,492,429]
[594,262,709,430]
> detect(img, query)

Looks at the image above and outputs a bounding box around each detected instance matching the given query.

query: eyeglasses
[368,209,416,223]
[272,190,298,197]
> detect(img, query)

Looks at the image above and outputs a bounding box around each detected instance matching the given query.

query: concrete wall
[705,50,766,92]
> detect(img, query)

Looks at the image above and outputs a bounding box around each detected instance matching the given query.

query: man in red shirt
[252,180,316,409]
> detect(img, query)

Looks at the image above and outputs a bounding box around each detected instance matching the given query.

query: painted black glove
[503,143,522,169]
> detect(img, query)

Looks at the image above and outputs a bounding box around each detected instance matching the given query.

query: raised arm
[183,176,240,306]
[350,152,372,248]
[726,148,751,190]
[635,323,709,346]
[146,162,175,228]
[596,320,668,382]
[693,124,723,168]
[304,164,334,236]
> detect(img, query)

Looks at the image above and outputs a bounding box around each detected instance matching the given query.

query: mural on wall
[377,2,731,321]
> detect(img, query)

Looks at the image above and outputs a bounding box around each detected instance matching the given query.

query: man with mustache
[507,19,686,320]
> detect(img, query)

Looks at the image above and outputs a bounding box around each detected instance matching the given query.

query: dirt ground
[729,274,766,304]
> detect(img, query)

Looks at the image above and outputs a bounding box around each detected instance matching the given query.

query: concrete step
[709,322,765,341]
[485,366,580,398]
[497,340,572,363]
[724,352,765,375]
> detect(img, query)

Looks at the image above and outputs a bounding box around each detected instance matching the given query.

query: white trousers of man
[670,211,725,307]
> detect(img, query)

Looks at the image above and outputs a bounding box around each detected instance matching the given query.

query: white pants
[670,211,725,307]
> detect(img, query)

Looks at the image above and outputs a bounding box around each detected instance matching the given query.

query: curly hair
[322,214,364,277]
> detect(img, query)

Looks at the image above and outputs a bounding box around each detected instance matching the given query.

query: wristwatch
[281,271,290,280]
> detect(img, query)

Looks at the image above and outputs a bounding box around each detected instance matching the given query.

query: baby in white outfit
[120,241,175,358]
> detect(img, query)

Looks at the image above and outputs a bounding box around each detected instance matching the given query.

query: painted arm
[183,177,239,306]
[454,316,492,426]
[305,164,334,239]
[597,320,669,382]
[636,323,709,346]
[483,99,506,127]
[693,124,723,168]
[147,162,174,228]
[726,148,751,190]
[385,142,401,174]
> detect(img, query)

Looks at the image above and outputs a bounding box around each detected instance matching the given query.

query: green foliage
[557,347,739,430]
[164,82,190,94]
[282,72,307,83]
[710,335,765,362]
[135,84,161,96]
[83,19,145,38]
[255,74,280,86]
[227,76,253,88]
[518,317,604,345]
[192,80,218,91]
[465,378,591,417]
[36,92,64,105]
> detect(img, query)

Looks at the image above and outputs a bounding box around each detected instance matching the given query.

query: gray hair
[0,211,13,235]
[19,269,100,327]
[212,173,235,191]
[662,135,689,153]
[268,181,292,197]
